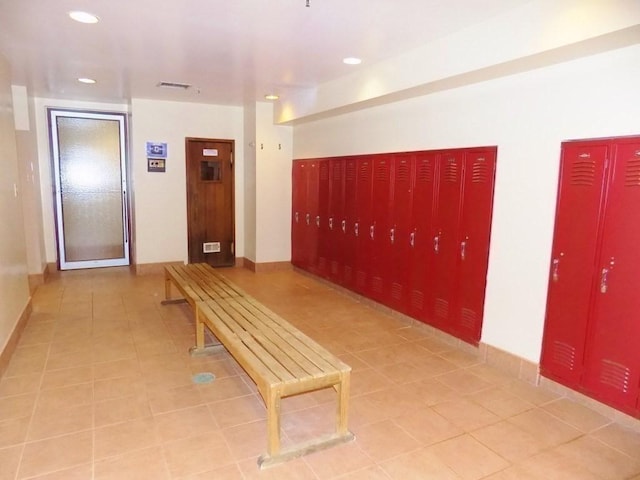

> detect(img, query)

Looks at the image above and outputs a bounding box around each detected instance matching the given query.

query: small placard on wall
[147,158,166,172]
[147,142,167,158]
[203,148,218,157]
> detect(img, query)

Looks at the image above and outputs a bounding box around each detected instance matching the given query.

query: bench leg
[266,389,282,457]
[164,272,172,301]
[336,373,350,436]
[195,306,206,350]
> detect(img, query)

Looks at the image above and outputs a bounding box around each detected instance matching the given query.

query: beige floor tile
[93,446,171,480]
[94,394,151,427]
[505,380,560,406]
[94,416,159,460]
[394,407,463,445]
[45,349,93,371]
[26,463,93,480]
[305,441,373,479]
[27,403,93,441]
[40,365,93,390]
[0,372,42,397]
[0,415,30,448]
[148,384,205,415]
[154,404,219,443]
[354,419,421,462]
[335,464,394,480]
[432,398,501,431]
[18,430,93,479]
[466,385,535,419]
[35,382,93,409]
[513,449,606,479]
[0,445,24,480]
[222,420,268,460]
[350,368,394,396]
[184,463,244,479]
[238,456,319,479]
[508,408,582,448]
[435,369,493,395]
[162,432,234,477]
[209,394,266,429]
[380,447,460,480]
[281,402,337,444]
[542,397,612,433]
[196,374,253,403]
[0,392,37,422]
[93,375,144,402]
[591,422,640,459]
[471,420,544,462]
[555,435,640,479]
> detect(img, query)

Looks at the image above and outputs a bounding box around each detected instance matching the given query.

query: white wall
[243,102,257,262]
[130,99,244,265]
[292,45,640,363]
[0,54,30,353]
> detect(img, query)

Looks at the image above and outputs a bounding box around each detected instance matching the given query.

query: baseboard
[27,263,50,294]
[241,258,293,273]
[0,298,32,379]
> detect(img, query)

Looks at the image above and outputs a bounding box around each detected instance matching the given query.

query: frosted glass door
[49,110,129,270]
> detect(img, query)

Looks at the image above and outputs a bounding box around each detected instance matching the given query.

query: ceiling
[0,0,533,106]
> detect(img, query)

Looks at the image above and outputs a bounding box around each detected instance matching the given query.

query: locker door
[316,159,331,277]
[306,160,320,274]
[455,148,497,344]
[388,153,414,312]
[328,158,345,282]
[342,157,359,288]
[429,150,464,331]
[354,156,373,294]
[582,140,640,413]
[291,161,308,268]
[540,142,608,387]
[407,151,438,321]
[368,154,393,303]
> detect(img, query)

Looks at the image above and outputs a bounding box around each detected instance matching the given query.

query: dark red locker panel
[342,157,359,288]
[453,148,497,344]
[368,154,393,303]
[305,160,320,274]
[387,153,414,312]
[328,158,345,282]
[582,140,640,414]
[291,161,308,269]
[540,141,608,387]
[354,156,373,294]
[407,151,438,321]
[316,159,331,277]
[428,150,464,331]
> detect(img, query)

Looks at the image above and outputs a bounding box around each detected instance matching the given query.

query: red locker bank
[292,146,496,346]
[541,135,640,416]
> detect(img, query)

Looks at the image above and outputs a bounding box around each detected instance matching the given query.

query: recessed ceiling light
[343,57,362,65]
[264,94,279,101]
[77,78,96,84]
[157,81,192,90]
[69,11,100,24]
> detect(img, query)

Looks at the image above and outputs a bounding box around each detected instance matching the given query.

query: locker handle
[341,219,346,234]
[600,257,615,294]
[329,217,333,230]
[369,225,375,239]
[409,231,415,248]
[315,215,320,228]
[390,227,395,244]
[433,233,440,254]
[354,222,359,237]
[552,258,560,282]
[305,213,310,226]
[295,212,299,223]
[460,237,468,260]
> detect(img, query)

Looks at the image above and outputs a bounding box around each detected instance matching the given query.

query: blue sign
[146,142,167,158]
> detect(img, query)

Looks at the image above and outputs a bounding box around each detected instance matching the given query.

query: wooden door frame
[185,137,236,265]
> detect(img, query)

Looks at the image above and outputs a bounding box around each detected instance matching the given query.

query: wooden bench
[163,263,354,467]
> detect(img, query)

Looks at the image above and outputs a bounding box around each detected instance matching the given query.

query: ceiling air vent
[157,81,192,90]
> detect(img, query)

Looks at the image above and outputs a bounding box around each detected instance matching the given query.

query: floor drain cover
[192,372,216,384]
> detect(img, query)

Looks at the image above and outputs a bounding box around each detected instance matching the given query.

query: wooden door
[186,138,235,267]
[454,148,497,344]
[540,141,609,387]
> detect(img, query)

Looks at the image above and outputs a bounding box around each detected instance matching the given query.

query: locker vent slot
[376,162,390,182]
[331,261,339,275]
[344,265,353,283]
[358,162,370,181]
[471,162,490,184]
[371,276,383,294]
[443,161,458,183]
[320,164,329,181]
[434,298,448,319]
[460,308,476,329]
[346,162,357,181]
[569,159,596,186]
[417,161,433,183]
[396,162,410,183]
[552,341,576,371]
[332,166,342,181]
[411,290,424,309]
[391,282,402,300]
[624,158,640,187]
[318,257,326,270]
[356,270,366,289]
[600,359,631,393]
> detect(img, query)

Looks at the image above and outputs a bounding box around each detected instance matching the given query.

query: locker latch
[409,231,415,248]
[315,216,320,228]
[433,232,441,254]
[552,252,564,282]
[390,227,395,244]
[600,257,615,294]
[460,236,468,261]
[354,222,359,237]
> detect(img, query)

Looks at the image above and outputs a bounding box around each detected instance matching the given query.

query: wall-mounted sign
[203,148,218,157]
[146,142,167,158]
[148,158,166,173]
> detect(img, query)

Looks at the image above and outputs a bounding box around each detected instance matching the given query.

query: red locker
[368,154,393,303]
[342,157,359,288]
[454,148,497,344]
[316,159,331,277]
[328,158,345,282]
[291,161,309,269]
[305,160,320,274]
[387,153,414,312]
[582,139,640,413]
[429,150,464,331]
[540,142,609,386]
[354,156,373,294]
[407,151,438,321]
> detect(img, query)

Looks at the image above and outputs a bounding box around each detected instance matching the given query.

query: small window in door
[201,160,222,182]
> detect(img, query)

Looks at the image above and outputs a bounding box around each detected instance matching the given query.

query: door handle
[390,227,395,244]
[329,217,333,230]
[460,236,468,260]
[295,212,299,223]
[341,219,346,234]
[354,222,359,237]
[410,231,415,248]
[600,257,615,293]
[315,215,320,227]
[369,225,375,239]
[433,233,440,254]
[305,213,310,226]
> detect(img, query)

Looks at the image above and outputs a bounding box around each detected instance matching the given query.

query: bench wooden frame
[163,263,354,468]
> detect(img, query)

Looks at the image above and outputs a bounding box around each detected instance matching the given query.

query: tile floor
[1,266,640,479]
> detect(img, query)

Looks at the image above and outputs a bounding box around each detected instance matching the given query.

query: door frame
[185,137,235,266]
[48,108,131,270]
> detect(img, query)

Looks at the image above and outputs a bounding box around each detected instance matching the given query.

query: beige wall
[0,54,30,353]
